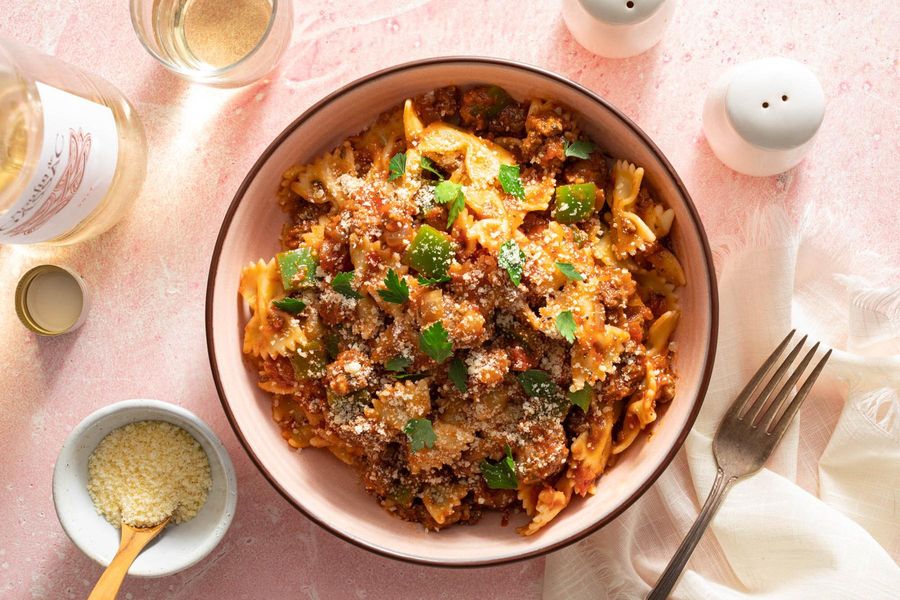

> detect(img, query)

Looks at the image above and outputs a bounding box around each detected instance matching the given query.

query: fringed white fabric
[544,206,900,599]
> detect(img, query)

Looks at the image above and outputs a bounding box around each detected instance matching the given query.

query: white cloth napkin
[543,206,900,599]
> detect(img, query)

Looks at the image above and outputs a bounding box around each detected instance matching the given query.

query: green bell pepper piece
[403,225,454,279]
[289,339,326,380]
[387,483,413,507]
[277,247,317,291]
[552,183,597,224]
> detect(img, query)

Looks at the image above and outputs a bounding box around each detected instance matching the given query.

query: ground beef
[326,349,374,396]
[563,154,610,187]
[459,85,522,133]
[412,86,460,125]
[258,356,295,390]
[515,420,568,485]
[602,351,647,403]
[488,104,527,136]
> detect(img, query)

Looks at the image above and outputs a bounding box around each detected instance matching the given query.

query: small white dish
[53,399,237,577]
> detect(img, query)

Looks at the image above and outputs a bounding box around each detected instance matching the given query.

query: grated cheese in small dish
[87,421,212,528]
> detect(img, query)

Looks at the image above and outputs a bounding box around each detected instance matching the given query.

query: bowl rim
[205,56,719,568]
[52,398,238,577]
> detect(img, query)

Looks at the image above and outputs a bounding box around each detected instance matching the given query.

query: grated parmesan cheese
[87,421,212,528]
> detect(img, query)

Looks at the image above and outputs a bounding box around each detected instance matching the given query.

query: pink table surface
[1,1,897,598]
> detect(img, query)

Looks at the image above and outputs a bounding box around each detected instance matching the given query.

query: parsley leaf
[331,271,361,299]
[517,369,562,399]
[433,180,466,229]
[416,274,452,286]
[480,445,518,489]
[498,164,525,200]
[563,139,595,159]
[419,321,453,363]
[568,387,592,412]
[555,261,584,281]
[385,356,412,372]
[498,240,526,286]
[420,156,444,179]
[271,297,306,314]
[556,310,577,343]
[448,357,468,393]
[447,190,465,228]
[404,418,437,452]
[388,152,406,181]
[377,269,409,304]
[434,180,461,204]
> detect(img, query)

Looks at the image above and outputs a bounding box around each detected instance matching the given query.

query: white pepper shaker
[562,0,676,58]
[702,57,826,176]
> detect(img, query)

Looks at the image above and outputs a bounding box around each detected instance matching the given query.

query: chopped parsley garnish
[416,274,452,286]
[517,369,562,399]
[434,180,466,229]
[498,164,526,200]
[387,354,424,380]
[448,357,468,393]
[480,445,518,489]
[404,418,436,452]
[419,320,453,363]
[447,192,466,228]
[498,239,526,286]
[563,139,595,159]
[377,269,409,304]
[271,297,306,314]
[555,261,584,281]
[434,180,460,204]
[420,156,444,179]
[556,310,577,343]
[568,387,592,412]
[385,356,412,372]
[331,271,361,299]
[388,152,406,181]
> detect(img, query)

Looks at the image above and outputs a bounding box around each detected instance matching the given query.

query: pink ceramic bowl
[206,57,718,567]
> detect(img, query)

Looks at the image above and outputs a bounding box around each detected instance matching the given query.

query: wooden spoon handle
[88,521,167,600]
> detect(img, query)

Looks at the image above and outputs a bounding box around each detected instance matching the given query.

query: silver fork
[647,331,831,599]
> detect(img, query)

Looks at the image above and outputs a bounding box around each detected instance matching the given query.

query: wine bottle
[0,36,147,245]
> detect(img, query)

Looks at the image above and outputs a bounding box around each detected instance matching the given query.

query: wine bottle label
[0,82,119,243]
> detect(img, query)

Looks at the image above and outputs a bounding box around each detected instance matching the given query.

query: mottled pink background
[0,1,897,598]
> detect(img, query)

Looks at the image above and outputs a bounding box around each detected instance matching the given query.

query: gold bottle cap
[15,265,90,336]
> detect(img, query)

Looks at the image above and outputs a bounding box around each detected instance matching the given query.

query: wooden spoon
[87,517,171,600]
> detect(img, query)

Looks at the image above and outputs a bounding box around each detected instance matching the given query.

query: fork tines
[730,330,832,436]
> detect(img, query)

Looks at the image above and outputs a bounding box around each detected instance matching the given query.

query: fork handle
[647,468,736,599]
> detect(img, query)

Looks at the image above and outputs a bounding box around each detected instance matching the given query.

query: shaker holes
[762,102,770,108]
[781,95,789,101]
[626,1,634,8]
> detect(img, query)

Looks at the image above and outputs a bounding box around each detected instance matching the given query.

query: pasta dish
[239,85,683,534]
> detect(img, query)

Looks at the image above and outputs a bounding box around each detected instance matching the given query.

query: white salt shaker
[562,0,676,58]
[702,57,825,176]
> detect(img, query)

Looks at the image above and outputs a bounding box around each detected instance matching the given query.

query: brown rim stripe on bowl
[205,56,719,568]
